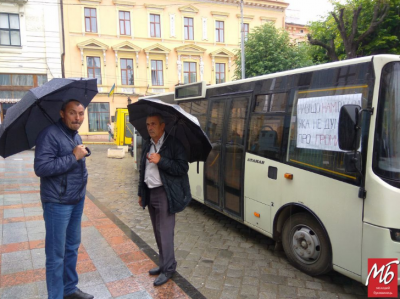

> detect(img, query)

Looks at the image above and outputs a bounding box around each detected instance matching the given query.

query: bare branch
[356,3,389,44]
[307,34,339,61]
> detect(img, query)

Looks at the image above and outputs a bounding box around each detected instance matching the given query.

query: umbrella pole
[37,104,56,124]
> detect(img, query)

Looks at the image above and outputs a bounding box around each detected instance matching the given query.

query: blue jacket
[138,136,192,214]
[34,119,88,204]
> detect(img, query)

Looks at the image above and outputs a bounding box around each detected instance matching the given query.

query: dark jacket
[34,119,88,204]
[138,135,192,214]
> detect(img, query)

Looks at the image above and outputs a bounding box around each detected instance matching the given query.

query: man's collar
[151,132,165,145]
[57,118,77,135]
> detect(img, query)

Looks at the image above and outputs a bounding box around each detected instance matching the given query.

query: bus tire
[282,213,332,276]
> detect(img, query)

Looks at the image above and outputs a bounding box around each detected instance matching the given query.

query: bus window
[374,62,400,185]
[287,85,370,182]
[248,94,286,160]
[178,99,208,130]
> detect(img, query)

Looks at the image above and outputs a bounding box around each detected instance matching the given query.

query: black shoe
[149,266,161,275]
[64,289,94,299]
[154,272,174,286]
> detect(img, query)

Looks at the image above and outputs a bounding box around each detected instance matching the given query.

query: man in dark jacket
[138,113,192,286]
[34,100,93,299]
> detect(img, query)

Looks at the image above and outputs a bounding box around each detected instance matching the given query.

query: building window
[87,56,102,84]
[183,62,197,84]
[0,74,47,122]
[300,29,304,33]
[243,23,249,41]
[216,20,224,43]
[151,60,163,86]
[0,13,21,46]
[216,63,225,84]
[121,58,133,85]
[84,8,97,33]
[88,102,110,132]
[184,17,194,40]
[119,11,131,35]
[150,14,161,38]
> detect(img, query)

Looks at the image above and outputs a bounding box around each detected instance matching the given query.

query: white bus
[139,55,400,285]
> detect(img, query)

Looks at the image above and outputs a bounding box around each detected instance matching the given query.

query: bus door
[124,113,134,145]
[205,95,251,219]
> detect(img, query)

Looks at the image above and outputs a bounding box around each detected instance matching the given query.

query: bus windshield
[374,62,400,184]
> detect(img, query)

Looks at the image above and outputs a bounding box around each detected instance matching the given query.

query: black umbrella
[128,98,211,163]
[0,78,98,158]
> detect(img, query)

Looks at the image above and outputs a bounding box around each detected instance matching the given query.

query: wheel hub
[292,227,320,264]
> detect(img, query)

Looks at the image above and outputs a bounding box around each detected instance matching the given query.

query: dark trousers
[148,186,177,274]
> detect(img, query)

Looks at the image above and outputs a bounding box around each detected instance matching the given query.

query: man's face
[146,116,165,141]
[60,101,85,131]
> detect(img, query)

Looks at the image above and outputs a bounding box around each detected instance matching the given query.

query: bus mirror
[338,104,362,151]
[111,116,115,123]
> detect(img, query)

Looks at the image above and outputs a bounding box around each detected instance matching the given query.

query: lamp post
[240,0,245,79]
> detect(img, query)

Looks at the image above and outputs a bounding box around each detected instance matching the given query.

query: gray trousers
[148,186,177,274]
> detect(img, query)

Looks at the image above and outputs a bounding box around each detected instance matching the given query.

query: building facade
[0,0,62,123]
[63,0,288,141]
[285,22,308,45]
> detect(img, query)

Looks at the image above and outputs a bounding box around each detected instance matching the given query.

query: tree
[308,0,392,61]
[234,23,313,79]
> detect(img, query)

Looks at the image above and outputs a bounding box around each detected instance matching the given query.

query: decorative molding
[144,4,166,11]
[200,56,204,81]
[165,53,169,69]
[79,0,101,3]
[211,11,229,18]
[177,55,182,84]
[175,44,206,55]
[144,43,171,54]
[115,50,118,66]
[210,48,235,58]
[77,39,109,51]
[178,5,199,14]
[112,41,141,52]
[202,18,207,40]
[170,14,176,37]
[112,0,135,6]
[103,50,106,66]
[260,16,277,23]
[235,14,254,20]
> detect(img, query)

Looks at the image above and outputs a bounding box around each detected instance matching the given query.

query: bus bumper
[362,222,400,286]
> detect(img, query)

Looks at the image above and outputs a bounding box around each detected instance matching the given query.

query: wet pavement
[0,145,391,298]
[84,144,374,299]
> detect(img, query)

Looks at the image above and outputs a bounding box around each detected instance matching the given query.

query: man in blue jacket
[34,100,93,299]
[138,113,192,286]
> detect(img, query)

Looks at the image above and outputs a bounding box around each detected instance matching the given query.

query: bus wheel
[282,213,332,276]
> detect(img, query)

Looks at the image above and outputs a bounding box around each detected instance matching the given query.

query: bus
[138,55,400,285]
[113,108,134,146]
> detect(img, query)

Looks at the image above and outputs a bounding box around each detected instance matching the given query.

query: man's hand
[138,196,142,207]
[146,153,161,164]
[73,145,88,161]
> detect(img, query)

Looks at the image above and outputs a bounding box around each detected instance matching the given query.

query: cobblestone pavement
[86,144,379,299]
[0,150,193,299]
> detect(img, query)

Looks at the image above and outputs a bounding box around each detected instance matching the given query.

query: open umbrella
[0,78,97,158]
[128,98,211,163]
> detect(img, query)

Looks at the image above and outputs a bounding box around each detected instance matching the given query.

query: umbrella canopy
[128,98,211,163]
[0,78,98,158]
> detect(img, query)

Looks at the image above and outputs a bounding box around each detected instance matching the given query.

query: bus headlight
[390,229,400,242]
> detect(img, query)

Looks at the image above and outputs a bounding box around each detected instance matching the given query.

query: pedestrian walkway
[0,150,199,299]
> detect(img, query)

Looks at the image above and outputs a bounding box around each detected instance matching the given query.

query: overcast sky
[285,0,337,24]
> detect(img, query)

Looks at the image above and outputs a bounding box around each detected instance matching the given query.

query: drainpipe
[60,0,66,78]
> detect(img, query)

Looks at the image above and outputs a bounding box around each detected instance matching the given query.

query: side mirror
[111,116,115,123]
[338,104,362,151]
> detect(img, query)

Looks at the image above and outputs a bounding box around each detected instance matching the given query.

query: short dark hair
[147,113,165,124]
[61,100,83,112]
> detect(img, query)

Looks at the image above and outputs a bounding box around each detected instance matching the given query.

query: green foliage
[234,23,314,79]
[308,0,400,61]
